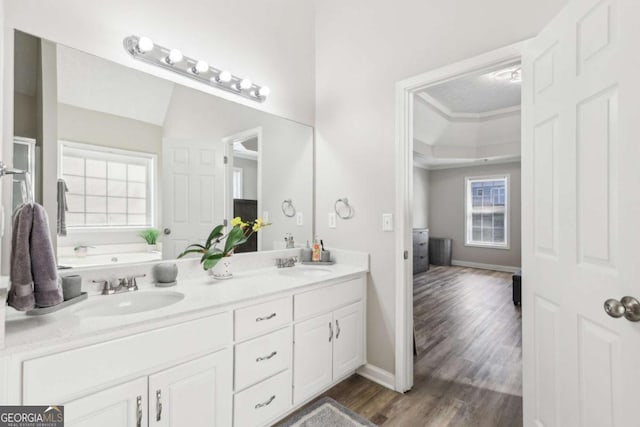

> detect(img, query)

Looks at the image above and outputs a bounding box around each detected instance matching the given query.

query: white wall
[428,162,522,268]
[315,0,567,374]
[413,166,429,229]
[234,157,258,200]
[3,0,315,125]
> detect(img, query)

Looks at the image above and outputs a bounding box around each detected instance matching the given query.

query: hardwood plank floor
[277,265,522,426]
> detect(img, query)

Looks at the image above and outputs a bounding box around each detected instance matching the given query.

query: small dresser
[413,228,429,274]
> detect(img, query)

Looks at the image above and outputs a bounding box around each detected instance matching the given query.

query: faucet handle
[93,279,113,295]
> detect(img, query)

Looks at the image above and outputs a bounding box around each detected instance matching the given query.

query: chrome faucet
[93,274,146,295]
[275,256,298,268]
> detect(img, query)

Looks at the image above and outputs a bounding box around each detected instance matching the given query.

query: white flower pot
[146,244,158,253]
[210,257,233,280]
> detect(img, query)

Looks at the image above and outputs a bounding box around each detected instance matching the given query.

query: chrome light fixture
[123,35,270,103]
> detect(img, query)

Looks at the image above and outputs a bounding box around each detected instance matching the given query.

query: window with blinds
[59,142,156,229]
[465,175,509,249]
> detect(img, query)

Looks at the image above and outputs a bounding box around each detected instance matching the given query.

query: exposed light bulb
[167,49,183,64]
[257,86,271,97]
[239,78,253,90]
[137,36,154,53]
[193,60,209,74]
[217,70,232,83]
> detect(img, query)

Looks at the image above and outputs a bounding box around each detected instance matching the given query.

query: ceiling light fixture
[493,67,522,83]
[123,35,270,102]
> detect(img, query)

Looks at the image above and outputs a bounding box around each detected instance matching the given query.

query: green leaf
[223,226,247,254]
[200,248,223,264]
[203,253,224,270]
[177,248,205,258]
[205,225,225,248]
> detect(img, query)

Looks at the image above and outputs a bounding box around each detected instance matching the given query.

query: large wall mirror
[5,30,314,270]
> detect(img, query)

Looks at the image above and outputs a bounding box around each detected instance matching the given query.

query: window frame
[58,140,157,232]
[464,174,510,250]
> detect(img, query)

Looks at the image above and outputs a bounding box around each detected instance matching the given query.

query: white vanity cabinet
[293,278,365,404]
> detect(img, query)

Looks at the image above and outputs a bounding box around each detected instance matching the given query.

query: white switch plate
[263,211,270,223]
[382,213,393,232]
[328,212,337,228]
[296,212,304,226]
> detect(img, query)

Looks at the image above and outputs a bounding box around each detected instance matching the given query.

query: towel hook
[281,199,296,217]
[334,197,355,220]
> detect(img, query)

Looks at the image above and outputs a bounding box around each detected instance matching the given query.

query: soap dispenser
[302,241,312,262]
[312,237,321,262]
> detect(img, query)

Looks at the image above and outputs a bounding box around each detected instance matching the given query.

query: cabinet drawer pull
[156,389,162,421]
[255,395,276,409]
[256,351,278,362]
[335,319,341,339]
[329,322,333,342]
[256,313,277,322]
[136,395,142,427]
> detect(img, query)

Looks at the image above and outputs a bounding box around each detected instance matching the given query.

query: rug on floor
[278,397,378,427]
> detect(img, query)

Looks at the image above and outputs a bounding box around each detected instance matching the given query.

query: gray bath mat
[278,397,377,427]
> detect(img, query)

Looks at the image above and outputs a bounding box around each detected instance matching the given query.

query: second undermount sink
[73,291,185,317]
[278,266,333,279]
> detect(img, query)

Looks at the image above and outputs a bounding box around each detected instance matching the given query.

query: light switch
[296,212,304,226]
[382,213,393,232]
[263,211,270,223]
[328,212,337,228]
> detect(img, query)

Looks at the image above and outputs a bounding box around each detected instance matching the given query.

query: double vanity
[0,249,368,426]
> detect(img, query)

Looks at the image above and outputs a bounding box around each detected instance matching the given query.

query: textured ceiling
[420,61,521,114]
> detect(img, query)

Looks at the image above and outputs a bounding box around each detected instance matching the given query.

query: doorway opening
[395,43,525,409]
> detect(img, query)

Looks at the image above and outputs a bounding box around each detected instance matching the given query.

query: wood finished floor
[277,265,522,427]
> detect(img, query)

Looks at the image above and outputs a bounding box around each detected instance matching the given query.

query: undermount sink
[73,291,185,317]
[278,266,333,279]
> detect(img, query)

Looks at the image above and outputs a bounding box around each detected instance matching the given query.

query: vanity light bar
[123,35,270,103]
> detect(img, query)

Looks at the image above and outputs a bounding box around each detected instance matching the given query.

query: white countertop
[2,262,367,355]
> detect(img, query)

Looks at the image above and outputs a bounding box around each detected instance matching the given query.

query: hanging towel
[31,204,63,307]
[7,204,62,311]
[7,204,35,311]
[57,179,69,236]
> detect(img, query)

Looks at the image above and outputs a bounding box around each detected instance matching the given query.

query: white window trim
[464,174,510,250]
[58,140,158,232]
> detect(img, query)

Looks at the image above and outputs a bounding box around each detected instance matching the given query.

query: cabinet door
[293,313,333,404]
[149,349,232,427]
[64,378,147,427]
[333,301,364,379]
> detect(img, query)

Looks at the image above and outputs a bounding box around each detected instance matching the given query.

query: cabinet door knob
[256,313,276,322]
[156,389,163,421]
[136,396,143,427]
[255,395,276,409]
[329,322,333,342]
[256,351,278,362]
[335,319,341,339]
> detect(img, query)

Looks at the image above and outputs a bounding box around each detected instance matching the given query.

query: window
[233,167,244,199]
[465,175,509,249]
[59,141,156,229]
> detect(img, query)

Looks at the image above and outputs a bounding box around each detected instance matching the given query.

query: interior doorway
[394,42,525,393]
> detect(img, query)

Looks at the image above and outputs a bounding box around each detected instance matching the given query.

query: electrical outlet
[263,211,270,223]
[328,212,337,228]
[296,212,304,226]
[382,213,393,231]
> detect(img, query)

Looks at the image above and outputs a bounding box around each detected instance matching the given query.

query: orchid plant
[178,217,269,270]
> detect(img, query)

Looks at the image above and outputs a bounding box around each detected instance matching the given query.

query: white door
[332,301,364,379]
[522,0,640,426]
[293,313,333,404]
[64,378,147,427]
[148,350,232,427]
[162,140,223,259]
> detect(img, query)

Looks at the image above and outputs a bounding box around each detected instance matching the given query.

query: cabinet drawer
[235,297,292,341]
[234,370,292,427]
[23,312,232,404]
[235,327,292,391]
[294,278,363,320]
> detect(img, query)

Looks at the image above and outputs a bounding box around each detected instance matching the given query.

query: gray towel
[8,204,35,310]
[31,204,62,307]
[57,179,69,236]
[7,204,62,311]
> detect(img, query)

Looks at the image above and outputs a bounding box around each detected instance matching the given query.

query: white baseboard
[356,364,395,390]
[451,260,520,273]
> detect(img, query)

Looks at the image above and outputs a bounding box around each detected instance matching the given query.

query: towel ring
[281,199,296,217]
[334,198,355,220]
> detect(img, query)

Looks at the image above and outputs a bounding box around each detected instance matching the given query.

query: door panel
[64,378,147,427]
[148,350,232,427]
[333,301,364,379]
[522,1,640,426]
[293,313,333,404]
